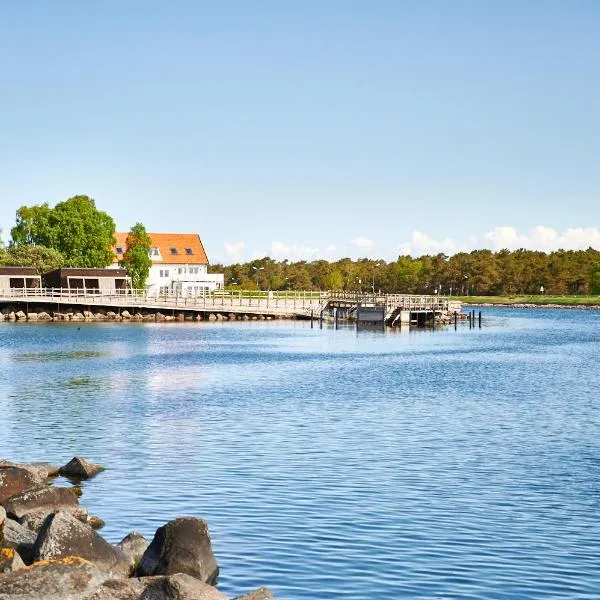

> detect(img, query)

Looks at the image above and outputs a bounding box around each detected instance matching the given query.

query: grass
[455,295,600,306]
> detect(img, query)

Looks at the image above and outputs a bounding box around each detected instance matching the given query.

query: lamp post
[252,266,264,289]
[372,263,381,295]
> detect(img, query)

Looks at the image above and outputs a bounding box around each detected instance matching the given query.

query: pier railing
[0,288,459,317]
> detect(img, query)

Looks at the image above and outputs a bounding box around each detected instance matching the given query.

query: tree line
[2,195,599,295]
[213,248,600,295]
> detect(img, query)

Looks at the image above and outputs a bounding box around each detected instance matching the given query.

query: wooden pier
[0,288,461,325]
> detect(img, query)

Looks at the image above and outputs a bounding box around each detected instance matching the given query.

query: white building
[113,232,224,295]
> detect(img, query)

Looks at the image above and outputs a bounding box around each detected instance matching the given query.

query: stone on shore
[0,466,43,503]
[0,460,59,481]
[0,556,108,600]
[89,573,227,600]
[138,517,219,584]
[232,588,274,600]
[33,511,129,577]
[0,547,26,573]
[3,485,79,520]
[19,506,88,533]
[2,518,37,564]
[0,506,5,543]
[59,456,105,479]
[116,532,149,572]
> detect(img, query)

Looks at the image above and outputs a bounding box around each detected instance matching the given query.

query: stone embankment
[0,306,285,323]
[468,302,600,310]
[0,457,272,600]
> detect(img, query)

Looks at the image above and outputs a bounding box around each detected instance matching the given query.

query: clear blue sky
[1,1,599,263]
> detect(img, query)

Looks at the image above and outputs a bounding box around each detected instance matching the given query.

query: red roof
[114,232,209,265]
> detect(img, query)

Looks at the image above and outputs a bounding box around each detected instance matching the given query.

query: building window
[170,247,178,255]
[116,246,123,254]
[185,248,193,255]
[151,247,159,256]
[160,269,170,278]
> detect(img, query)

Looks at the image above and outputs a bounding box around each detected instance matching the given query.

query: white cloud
[399,231,456,256]
[484,226,600,251]
[270,241,319,261]
[351,236,375,250]
[324,244,337,253]
[223,241,246,261]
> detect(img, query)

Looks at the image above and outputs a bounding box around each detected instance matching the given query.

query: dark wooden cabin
[0,266,42,290]
[42,268,130,293]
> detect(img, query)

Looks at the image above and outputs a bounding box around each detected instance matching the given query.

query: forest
[211,248,600,296]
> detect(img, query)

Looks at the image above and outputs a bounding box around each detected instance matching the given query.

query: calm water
[1,309,599,599]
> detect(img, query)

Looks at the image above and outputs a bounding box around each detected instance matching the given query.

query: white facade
[147,263,224,295]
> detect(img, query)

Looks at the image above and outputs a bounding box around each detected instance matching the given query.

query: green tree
[10,195,116,267]
[120,223,152,290]
[323,270,344,290]
[589,263,600,295]
[0,244,65,274]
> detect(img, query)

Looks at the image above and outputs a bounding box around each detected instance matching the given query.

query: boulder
[0,556,109,600]
[83,311,94,319]
[208,314,217,321]
[121,310,131,319]
[15,311,26,320]
[0,547,26,573]
[33,511,129,577]
[87,515,105,530]
[27,313,38,321]
[0,466,43,503]
[19,461,60,480]
[232,588,274,600]
[19,506,88,533]
[7,312,16,320]
[116,532,149,572]
[59,456,105,480]
[138,517,218,584]
[89,573,227,600]
[2,518,37,564]
[3,485,79,519]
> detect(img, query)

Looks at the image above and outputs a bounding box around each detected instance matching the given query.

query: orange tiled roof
[113,232,209,265]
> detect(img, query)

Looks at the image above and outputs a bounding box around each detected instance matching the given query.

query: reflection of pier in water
[0,288,461,326]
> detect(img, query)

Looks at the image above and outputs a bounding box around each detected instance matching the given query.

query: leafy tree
[10,195,116,267]
[589,263,600,295]
[120,223,152,290]
[323,270,344,290]
[0,244,65,274]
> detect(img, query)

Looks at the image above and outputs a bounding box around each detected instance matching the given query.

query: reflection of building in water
[0,266,41,290]
[42,268,130,293]
[112,232,224,295]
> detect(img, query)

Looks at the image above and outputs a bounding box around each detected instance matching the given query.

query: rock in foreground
[138,517,219,584]
[89,573,227,599]
[0,556,108,600]
[33,511,129,577]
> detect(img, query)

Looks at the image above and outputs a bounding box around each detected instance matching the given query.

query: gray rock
[59,456,105,480]
[232,588,274,600]
[3,485,79,519]
[2,518,37,564]
[138,517,218,584]
[15,311,26,320]
[33,511,129,577]
[19,461,60,479]
[121,310,131,319]
[87,515,105,530]
[0,466,44,503]
[0,556,109,600]
[19,506,88,533]
[0,547,26,572]
[116,532,149,572]
[89,573,227,600]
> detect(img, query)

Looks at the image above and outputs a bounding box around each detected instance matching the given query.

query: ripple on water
[0,314,599,598]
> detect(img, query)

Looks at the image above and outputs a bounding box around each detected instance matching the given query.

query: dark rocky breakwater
[0,457,272,600]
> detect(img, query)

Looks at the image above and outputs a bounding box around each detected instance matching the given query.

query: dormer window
[116,246,123,254]
[170,247,178,255]
[185,248,193,255]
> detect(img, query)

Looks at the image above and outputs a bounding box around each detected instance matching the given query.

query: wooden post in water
[478,311,482,328]
[334,307,338,330]
[469,311,472,329]
[311,309,314,328]
[454,312,457,330]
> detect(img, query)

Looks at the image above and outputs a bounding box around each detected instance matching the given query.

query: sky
[1,1,599,263]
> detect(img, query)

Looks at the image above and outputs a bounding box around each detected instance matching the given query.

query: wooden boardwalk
[0,288,461,324]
